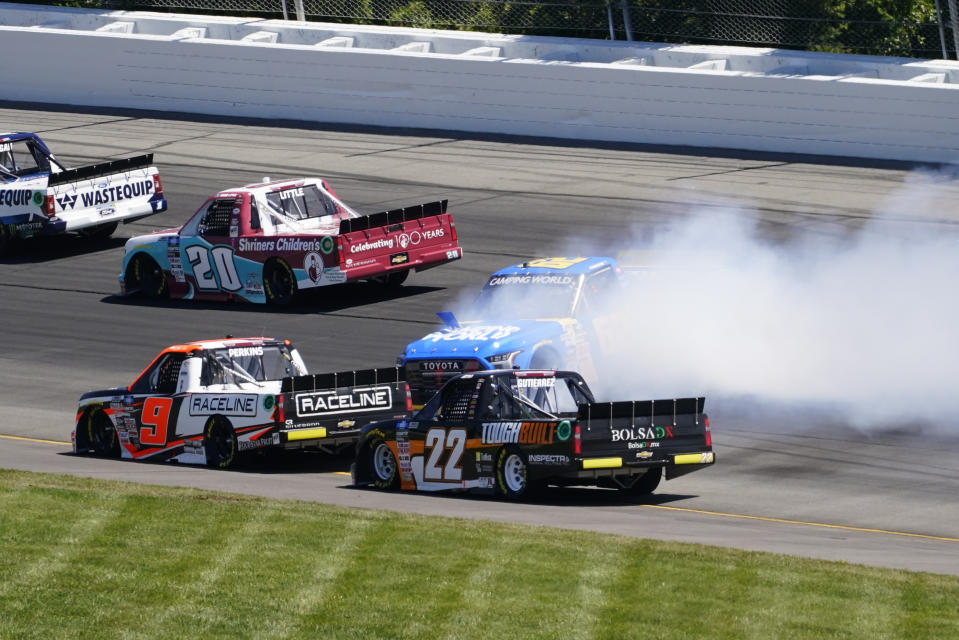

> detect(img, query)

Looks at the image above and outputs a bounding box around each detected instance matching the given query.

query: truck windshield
[264,184,357,222]
[0,139,46,178]
[206,344,304,385]
[470,273,583,319]
[510,373,591,415]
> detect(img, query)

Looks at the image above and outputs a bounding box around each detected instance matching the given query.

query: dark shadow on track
[0,235,125,263]
[99,282,445,314]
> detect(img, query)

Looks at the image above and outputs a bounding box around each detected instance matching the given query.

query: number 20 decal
[140,397,173,446]
[185,245,242,292]
[424,428,467,482]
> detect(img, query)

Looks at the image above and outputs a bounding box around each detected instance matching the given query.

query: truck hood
[124,228,180,252]
[402,319,567,360]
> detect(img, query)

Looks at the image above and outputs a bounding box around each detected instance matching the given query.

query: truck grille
[405,358,483,404]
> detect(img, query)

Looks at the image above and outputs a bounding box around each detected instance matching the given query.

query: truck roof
[168,336,285,351]
[493,256,617,277]
[211,177,321,199]
[0,132,38,142]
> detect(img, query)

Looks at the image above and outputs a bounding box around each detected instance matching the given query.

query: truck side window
[198,199,235,237]
[580,267,617,313]
[249,198,261,231]
[150,353,185,395]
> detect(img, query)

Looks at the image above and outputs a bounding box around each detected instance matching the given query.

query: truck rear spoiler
[577,397,706,428]
[47,153,155,187]
[281,366,410,421]
[338,200,448,234]
[281,366,405,393]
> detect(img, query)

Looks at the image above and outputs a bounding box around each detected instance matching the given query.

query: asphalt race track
[2,104,958,575]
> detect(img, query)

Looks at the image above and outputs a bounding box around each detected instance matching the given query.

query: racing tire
[78,221,119,241]
[495,446,540,500]
[204,417,238,470]
[264,259,297,306]
[127,253,168,299]
[618,468,662,496]
[368,438,399,490]
[370,269,410,288]
[87,410,120,458]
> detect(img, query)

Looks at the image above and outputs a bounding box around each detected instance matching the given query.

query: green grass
[1,470,957,639]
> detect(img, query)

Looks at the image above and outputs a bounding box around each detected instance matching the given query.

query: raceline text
[296,386,392,416]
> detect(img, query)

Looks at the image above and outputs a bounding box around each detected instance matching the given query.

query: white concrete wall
[2,3,958,162]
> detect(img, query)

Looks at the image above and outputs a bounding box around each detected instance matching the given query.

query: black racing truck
[353,369,713,499]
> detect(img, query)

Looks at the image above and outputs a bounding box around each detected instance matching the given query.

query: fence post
[606,0,616,40]
[294,0,306,21]
[280,0,289,21]
[934,0,948,58]
[949,0,959,59]
[620,0,633,41]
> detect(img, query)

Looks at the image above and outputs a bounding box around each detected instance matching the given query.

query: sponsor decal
[398,233,410,248]
[419,361,462,372]
[517,377,555,388]
[78,180,153,208]
[229,225,239,237]
[350,238,393,254]
[337,419,356,428]
[390,252,409,265]
[228,346,264,358]
[232,207,241,215]
[263,395,275,411]
[322,267,347,283]
[98,206,116,217]
[188,393,258,417]
[320,236,334,255]
[0,190,36,207]
[488,274,575,286]
[474,451,493,462]
[422,325,522,343]
[481,421,556,445]
[244,273,263,295]
[279,188,304,200]
[556,420,572,441]
[13,221,42,236]
[305,252,323,283]
[57,193,78,210]
[527,454,570,465]
[423,228,444,240]
[0,143,10,152]
[32,192,43,206]
[295,385,392,417]
[239,433,280,451]
[612,426,674,443]
[236,237,329,253]
[636,451,654,459]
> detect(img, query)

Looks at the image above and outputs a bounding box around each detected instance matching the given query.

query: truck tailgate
[575,398,713,471]
[337,200,460,278]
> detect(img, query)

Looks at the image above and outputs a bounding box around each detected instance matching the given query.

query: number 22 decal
[185,245,242,292]
[424,428,466,482]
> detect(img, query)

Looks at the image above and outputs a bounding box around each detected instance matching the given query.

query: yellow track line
[642,504,959,543]
[0,434,71,446]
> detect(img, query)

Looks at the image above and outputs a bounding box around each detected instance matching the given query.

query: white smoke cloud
[586,167,959,429]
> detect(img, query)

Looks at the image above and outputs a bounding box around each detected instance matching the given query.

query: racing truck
[353,369,714,499]
[119,177,462,304]
[0,132,166,255]
[399,256,624,405]
[73,337,411,469]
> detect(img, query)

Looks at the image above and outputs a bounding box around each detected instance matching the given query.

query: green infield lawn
[1,470,957,640]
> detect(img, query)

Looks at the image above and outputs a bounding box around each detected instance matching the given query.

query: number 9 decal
[140,397,173,446]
